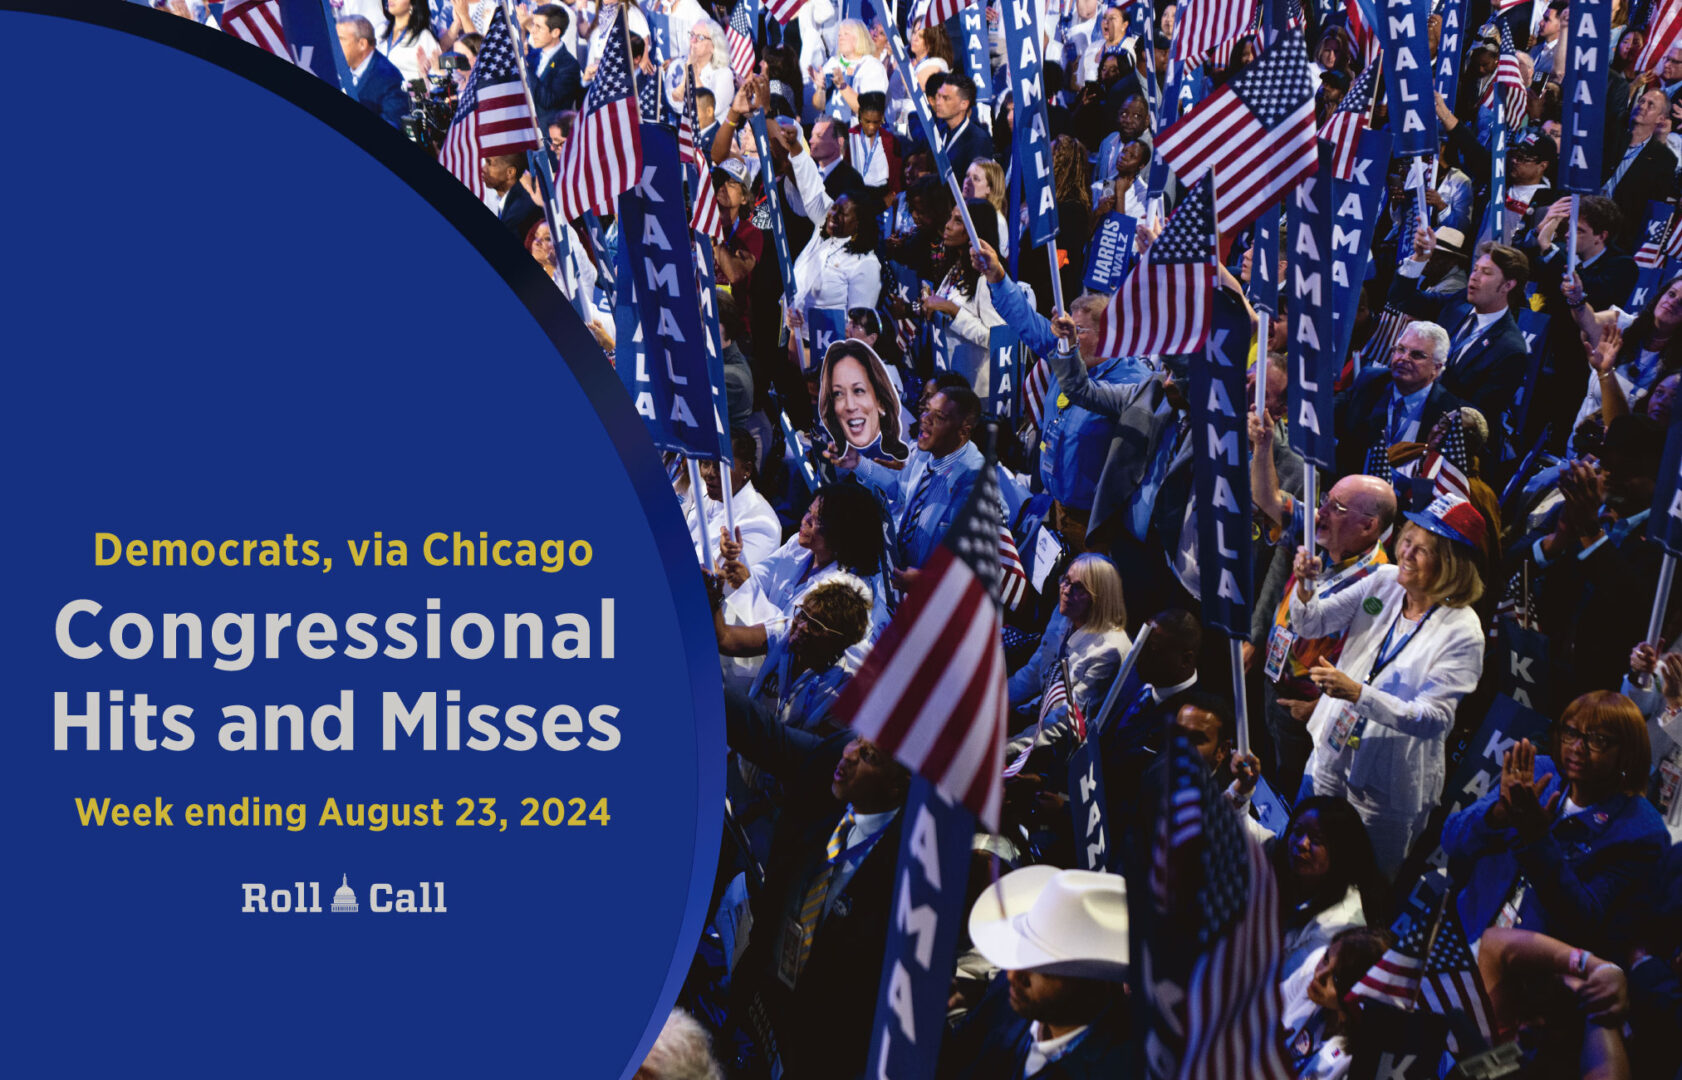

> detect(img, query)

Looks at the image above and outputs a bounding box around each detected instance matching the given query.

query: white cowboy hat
[968,866,1129,980]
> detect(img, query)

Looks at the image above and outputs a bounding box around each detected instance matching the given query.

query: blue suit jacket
[528,47,582,118]
[351,49,409,130]
[1387,271,1530,430]
[1441,755,1667,956]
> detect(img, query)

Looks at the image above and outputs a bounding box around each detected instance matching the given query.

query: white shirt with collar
[347,50,374,88]
[823,805,898,915]
[537,41,563,77]
[682,481,782,569]
[1024,1022,1091,1076]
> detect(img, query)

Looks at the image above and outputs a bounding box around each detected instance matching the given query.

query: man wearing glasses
[1332,321,1468,480]
[1248,414,1399,797]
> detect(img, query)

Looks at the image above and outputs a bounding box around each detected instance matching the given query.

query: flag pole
[1567,193,1581,279]
[1092,622,1154,733]
[1255,308,1269,419]
[1641,555,1678,690]
[721,462,738,538]
[501,0,565,228]
[687,456,716,570]
[884,18,982,252]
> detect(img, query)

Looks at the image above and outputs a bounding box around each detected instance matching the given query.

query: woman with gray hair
[662,16,734,114]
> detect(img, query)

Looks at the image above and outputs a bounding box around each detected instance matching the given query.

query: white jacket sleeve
[846,254,882,309]
[1287,566,1389,640]
[788,150,834,224]
[1354,614,1484,739]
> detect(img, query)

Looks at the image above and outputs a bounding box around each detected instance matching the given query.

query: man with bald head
[1248,414,1398,796]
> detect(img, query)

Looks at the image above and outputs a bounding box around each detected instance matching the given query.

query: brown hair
[1556,691,1651,797]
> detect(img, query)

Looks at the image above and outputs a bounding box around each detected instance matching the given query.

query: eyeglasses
[1058,576,1090,597]
[1390,344,1433,362]
[1317,494,1374,518]
[793,607,841,636]
[1558,724,1616,752]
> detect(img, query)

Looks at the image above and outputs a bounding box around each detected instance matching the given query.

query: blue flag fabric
[280,0,346,86]
[862,778,975,1079]
[746,112,798,308]
[1433,0,1467,107]
[1287,139,1338,470]
[1477,117,1509,244]
[1068,737,1114,871]
[961,3,993,104]
[1192,289,1255,637]
[1330,128,1392,363]
[806,307,849,373]
[618,124,722,457]
[1003,0,1059,247]
[1561,0,1612,193]
[1248,205,1282,314]
[1084,213,1138,293]
[988,326,1021,418]
[1650,393,1682,557]
[697,239,733,464]
[1377,0,1436,156]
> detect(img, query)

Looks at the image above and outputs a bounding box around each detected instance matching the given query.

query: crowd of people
[161,0,1682,1076]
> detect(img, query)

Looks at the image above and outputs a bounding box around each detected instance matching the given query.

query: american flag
[1146,734,1292,1080]
[1348,875,1495,1043]
[1344,0,1383,69]
[555,7,643,221]
[1155,27,1318,236]
[1637,206,1682,268]
[1361,305,1410,368]
[1637,0,1682,75]
[221,0,289,59]
[833,443,1013,829]
[766,0,812,25]
[915,0,968,31]
[439,7,540,200]
[727,0,758,88]
[1320,60,1378,181]
[1490,15,1529,133]
[678,68,725,240]
[1362,441,1393,483]
[1172,0,1259,61]
[999,517,1029,611]
[1023,356,1053,429]
[1420,409,1471,498]
[1004,660,1082,778]
[1094,176,1217,360]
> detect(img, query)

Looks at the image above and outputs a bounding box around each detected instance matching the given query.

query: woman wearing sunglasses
[1442,690,1668,957]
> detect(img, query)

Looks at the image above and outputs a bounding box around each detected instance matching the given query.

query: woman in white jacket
[780,128,882,345]
[924,198,1007,399]
[1289,492,1489,877]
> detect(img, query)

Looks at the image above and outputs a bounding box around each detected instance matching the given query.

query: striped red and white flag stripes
[555,7,642,221]
[1320,60,1378,181]
[727,0,758,86]
[834,459,1014,829]
[439,6,540,201]
[1154,28,1318,236]
[1023,356,1053,428]
[1171,0,1258,61]
[765,0,812,25]
[679,68,725,240]
[836,544,1009,827]
[916,0,968,30]
[1094,176,1217,360]
[222,0,289,58]
[1638,0,1682,75]
[999,525,1028,611]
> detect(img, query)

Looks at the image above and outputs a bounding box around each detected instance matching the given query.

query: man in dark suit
[1604,87,1680,249]
[724,688,910,1080]
[480,154,542,239]
[1526,194,1640,446]
[807,119,865,201]
[1334,320,1468,479]
[336,15,408,129]
[1390,224,1530,429]
[930,75,993,177]
[938,866,1135,1080]
[525,4,582,117]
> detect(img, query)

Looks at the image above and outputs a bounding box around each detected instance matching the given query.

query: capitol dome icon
[331,874,358,913]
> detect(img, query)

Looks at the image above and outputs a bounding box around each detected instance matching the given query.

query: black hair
[946,198,999,299]
[532,3,568,36]
[1044,60,1065,96]
[834,193,880,256]
[382,0,432,45]
[728,428,758,474]
[812,482,886,576]
[1274,796,1389,930]
[1576,195,1622,240]
[947,75,976,105]
[1620,270,1682,373]
[932,371,972,394]
[717,289,746,344]
[847,307,882,337]
[857,90,888,115]
[1150,607,1203,659]
[695,86,715,107]
[1176,690,1236,747]
[934,384,982,429]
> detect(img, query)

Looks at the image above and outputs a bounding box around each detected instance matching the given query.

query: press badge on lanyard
[1327,605,1439,753]
[1263,625,1296,683]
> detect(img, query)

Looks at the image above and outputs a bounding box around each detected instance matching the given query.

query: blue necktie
[1128,419,1183,542]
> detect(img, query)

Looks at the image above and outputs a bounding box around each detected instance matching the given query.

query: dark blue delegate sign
[0,4,722,1077]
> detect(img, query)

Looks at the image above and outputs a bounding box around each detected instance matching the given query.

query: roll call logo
[241,875,446,914]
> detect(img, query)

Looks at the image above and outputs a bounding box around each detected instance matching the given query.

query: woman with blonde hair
[814,18,888,117]
[1442,691,1667,955]
[1008,553,1132,727]
[962,158,1010,257]
[1289,492,1488,876]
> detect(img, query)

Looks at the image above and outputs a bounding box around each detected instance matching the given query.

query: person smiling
[1441,691,1667,958]
[1289,492,1488,877]
[817,341,907,460]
